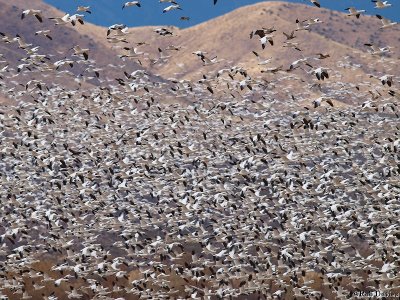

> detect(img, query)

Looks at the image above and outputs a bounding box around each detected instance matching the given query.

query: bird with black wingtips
[346,7,365,18]
[163,4,182,13]
[376,14,397,28]
[308,65,329,80]
[71,45,89,60]
[122,1,141,9]
[35,30,53,40]
[21,9,43,22]
[310,0,320,8]
[364,43,391,55]
[77,6,92,14]
[372,0,392,9]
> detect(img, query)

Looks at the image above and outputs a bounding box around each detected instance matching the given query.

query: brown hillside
[1,0,399,105]
[0,0,142,88]
[90,1,400,105]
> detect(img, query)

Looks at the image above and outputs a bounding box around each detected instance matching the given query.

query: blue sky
[44,0,399,28]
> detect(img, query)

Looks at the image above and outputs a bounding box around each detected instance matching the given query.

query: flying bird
[310,0,320,7]
[283,31,296,40]
[13,36,32,49]
[283,41,302,51]
[21,9,43,22]
[69,14,85,26]
[305,18,323,25]
[316,53,330,60]
[310,66,329,80]
[295,19,310,31]
[71,45,89,60]
[35,30,53,40]
[372,0,392,9]
[250,27,276,39]
[107,24,127,36]
[312,96,334,108]
[364,43,391,55]
[260,35,274,49]
[163,5,182,13]
[346,7,365,18]
[376,15,397,28]
[252,51,273,65]
[123,1,141,9]
[49,13,72,25]
[379,74,393,86]
[77,6,91,14]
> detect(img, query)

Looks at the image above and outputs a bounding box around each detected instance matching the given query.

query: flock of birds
[0,0,400,299]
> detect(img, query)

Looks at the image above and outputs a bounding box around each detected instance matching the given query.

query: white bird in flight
[123,1,141,9]
[21,9,43,22]
[163,4,182,13]
[372,0,392,9]
[71,45,89,60]
[364,43,391,55]
[346,7,365,18]
[376,14,397,28]
[77,6,92,14]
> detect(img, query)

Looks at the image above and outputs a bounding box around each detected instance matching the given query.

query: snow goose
[21,9,43,22]
[376,15,397,28]
[123,1,141,9]
[372,0,392,9]
[346,7,365,18]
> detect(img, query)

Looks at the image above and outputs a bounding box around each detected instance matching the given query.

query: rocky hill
[0,0,143,99]
[1,0,399,105]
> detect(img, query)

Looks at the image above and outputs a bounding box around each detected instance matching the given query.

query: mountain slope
[116,1,399,75]
[0,0,142,89]
[1,0,399,107]
[88,1,399,106]
[43,0,400,28]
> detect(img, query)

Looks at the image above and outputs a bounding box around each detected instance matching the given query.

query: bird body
[289,57,308,70]
[252,51,273,65]
[260,35,274,49]
[364,43,391,55]
[312,96,334,108]
[346,7,365,18]
[311,67,329,80]
[379,74,393,86]
[13,36,32,49]
[49,13,72,25]
[376,15,397,28]
[123,1,141,9]
[373,0,392,9]
[35,30,53,40]
[310,0,320,7]
[107,24,127,36]
[69,14,85,26]
[250,27,276,39]
[305,18,323,25]
[163,5,182,13]
[295,19,310,31]
[283,31,296,40]
[119,47,145,59]
[72,46,89,60]
[283,41,302,51]
[21,9,43,22]
[77,6,91,14]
